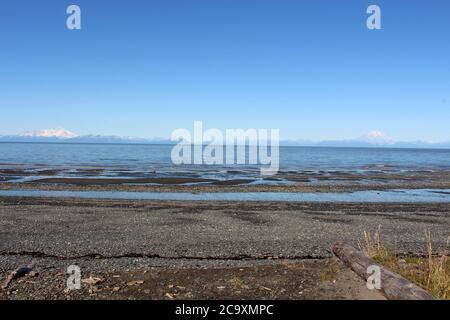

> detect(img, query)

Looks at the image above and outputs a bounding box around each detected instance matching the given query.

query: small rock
[82,277,103,286]
[28,271,39,277]
[165,293,174,299]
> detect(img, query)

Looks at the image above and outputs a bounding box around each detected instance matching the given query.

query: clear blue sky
[0,0,449,141]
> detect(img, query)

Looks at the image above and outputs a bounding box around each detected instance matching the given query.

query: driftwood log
[332,242,434,300]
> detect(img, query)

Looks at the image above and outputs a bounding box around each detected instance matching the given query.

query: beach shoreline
[1,166,450,299]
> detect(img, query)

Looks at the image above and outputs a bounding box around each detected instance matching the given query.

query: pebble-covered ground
[0,258,385,300]
[1,197,448,299]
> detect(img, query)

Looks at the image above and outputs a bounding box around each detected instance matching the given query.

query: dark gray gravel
[1,197,447,300]
[1,197,448,262]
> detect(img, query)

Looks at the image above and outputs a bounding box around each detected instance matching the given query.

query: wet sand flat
[32,177,255,186]
[2,166,450,192]
[3,179,450,193]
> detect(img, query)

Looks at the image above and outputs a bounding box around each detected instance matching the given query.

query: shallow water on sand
[0,189,450,203]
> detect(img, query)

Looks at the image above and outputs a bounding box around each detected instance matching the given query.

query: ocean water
[0,142,450,183]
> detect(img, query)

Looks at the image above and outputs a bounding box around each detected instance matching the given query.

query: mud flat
[2,166,450,193]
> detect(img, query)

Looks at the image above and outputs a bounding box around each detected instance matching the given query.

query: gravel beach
[0,196,448,299]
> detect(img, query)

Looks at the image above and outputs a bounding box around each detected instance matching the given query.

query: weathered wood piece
[332,242,434,300]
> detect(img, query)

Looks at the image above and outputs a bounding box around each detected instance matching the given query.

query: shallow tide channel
[0,189,450,203]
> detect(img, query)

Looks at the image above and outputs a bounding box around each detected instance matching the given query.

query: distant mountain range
[0,128,167,144]
[1,128,449,149]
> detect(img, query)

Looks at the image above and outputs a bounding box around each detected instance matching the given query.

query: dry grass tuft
[359,226,449,300]
[358,225,395,264]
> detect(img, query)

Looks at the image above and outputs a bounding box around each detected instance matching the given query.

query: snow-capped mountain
[19,128,79,139]
[358,130,395,145]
